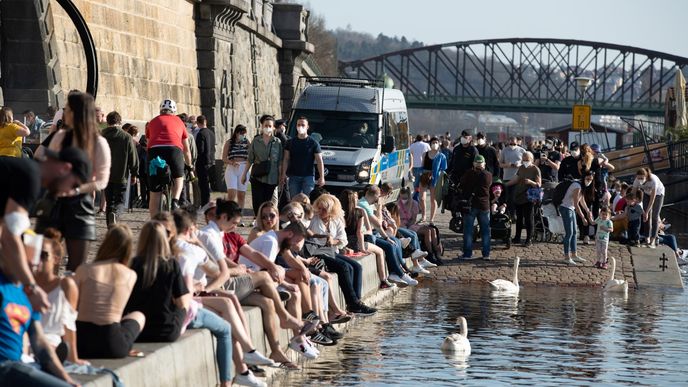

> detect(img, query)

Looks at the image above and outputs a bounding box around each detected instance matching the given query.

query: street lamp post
[574,76,593,145]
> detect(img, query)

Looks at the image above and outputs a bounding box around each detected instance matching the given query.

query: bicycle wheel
[159,186,170,213]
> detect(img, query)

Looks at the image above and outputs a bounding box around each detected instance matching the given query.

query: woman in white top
[559,172,594,265]
[33,228,87,365]
[633,168,666,247]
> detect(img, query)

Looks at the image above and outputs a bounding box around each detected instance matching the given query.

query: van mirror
[381,135,395,154]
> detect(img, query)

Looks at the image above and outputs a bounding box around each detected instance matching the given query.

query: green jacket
[102,126,139,185]
[248,135,282,185]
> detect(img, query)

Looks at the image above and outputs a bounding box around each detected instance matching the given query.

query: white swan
[603,257,628,293]
[489,256,520,294]
[441,317,471,355]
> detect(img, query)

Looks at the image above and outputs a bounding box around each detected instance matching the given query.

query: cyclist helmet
[160,99,177,113]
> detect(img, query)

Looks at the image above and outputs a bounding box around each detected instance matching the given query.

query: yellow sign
[572,104,591,131]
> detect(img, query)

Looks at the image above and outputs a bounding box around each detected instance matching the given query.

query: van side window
[386,111,409,150]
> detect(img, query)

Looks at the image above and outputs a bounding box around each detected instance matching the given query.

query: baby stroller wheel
[449,216,463,234]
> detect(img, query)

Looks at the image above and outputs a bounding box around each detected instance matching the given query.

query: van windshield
[290,110,379,149]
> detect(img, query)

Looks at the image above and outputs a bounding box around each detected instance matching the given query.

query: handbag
[251,141,273,178]
[302,240,337,259]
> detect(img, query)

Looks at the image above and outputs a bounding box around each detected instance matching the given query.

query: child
[614,191,643,246]
[594,208,614,269]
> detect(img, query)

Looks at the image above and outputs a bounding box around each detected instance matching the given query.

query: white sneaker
[649,242,657,249]
[411,249,428,260]
[401,273,419,286]
[573,255,587,263]
[564,258,577,265]
[288,337,319,359]
[583,236,591,245]
[243,350,276,366]
[399,237,411,249]
[411,265,430,274]
[420,258,437,268]
[388,274,405,284]
[234,371,266,387]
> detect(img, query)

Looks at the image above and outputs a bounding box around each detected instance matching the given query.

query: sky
[304,0,688,58]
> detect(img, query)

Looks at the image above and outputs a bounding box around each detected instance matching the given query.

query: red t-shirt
[614,197,627,214]
[146,114,188,150]
[223,232,247,263]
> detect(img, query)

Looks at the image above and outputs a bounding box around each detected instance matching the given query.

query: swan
[489,256,520,294]
[441,317,471,355]
[603,257,628,293]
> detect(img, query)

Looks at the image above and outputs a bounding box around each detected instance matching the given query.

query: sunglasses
[261,213,277,220]
[40,251,50,260]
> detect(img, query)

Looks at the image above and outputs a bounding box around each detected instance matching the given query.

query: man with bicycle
[146,99,193,216]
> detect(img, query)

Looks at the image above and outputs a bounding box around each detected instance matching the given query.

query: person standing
[559,172,594,265]
[418,137,447,223]
[450,130,478,184]
[0,107,31,157]
[102,111,139,227]
[633,168,666,247]
[274,119,290,145]
[223,125,250,212]
[195,115,215,206]
[558,141,582,181]
[409,135,430,190]
[534,138,561,183]
[280,117,325,198]
[242,115,283,216]
[475,132,500,177]
[498,136,526,218]
[145,99,194,215]
[506,152,541,247]
[459,155,493,260]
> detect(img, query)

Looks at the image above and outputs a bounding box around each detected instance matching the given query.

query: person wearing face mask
[280,117,325,198]
[475,132,500,177]
[498,136,526,219]
[223,125,250,215]
[418,137,447,224]
[242,115,284,216]
[559,172,594,265]
[274,119,289,145]
[459,155,493,260]
[534,138,561,183]
[450,130,478,185]
[506,152,541,247]
[558,141,582,181]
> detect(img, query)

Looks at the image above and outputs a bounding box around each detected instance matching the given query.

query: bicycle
[149,156,172,214]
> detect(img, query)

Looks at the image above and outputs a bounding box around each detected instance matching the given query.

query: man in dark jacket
[102,111,139,227]
[194,115,216,206]
[558,141,582,181]
[476,132,500,177]
[459,155,493,260]
[450,130,479,185]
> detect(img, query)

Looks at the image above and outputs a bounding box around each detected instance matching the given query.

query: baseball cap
[474,155,485,163]
[569,141,580,151]
[43,147,92,183]
[590,144,601,153]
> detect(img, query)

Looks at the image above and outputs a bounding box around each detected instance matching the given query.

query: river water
[275,281,688,386]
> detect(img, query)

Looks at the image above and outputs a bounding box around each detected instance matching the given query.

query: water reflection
[275,282,688,387]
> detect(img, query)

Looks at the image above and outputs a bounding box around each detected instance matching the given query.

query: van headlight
[356,159,373,183]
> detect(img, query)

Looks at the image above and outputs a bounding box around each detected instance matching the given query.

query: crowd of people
[0,95,445,386]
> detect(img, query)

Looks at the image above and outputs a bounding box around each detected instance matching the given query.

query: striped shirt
[228,139,249,160]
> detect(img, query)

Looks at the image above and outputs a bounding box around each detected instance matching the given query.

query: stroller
[488,211,512,249]
[533,198,566,243]
[445,180,466,234]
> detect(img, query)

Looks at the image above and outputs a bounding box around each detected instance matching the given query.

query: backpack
[552,179,575,211]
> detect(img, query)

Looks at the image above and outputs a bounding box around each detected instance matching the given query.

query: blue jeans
[188,308,232,382]
[659,233,678,253]
[288,175,315,198]
[560,206,577,255]
[369,234,405,276]
[628,219,641,242]
[462,208,491,258]
[397,227,421,251]
[0,361,71,387]
[335,254,363,300]
[412,167,424,189]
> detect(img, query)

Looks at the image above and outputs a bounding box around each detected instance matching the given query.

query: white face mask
[636,178,646,185]
[474,162,485,170]
[571,150,580,158]
[460,137,470,145]
[522,161,532,168]
[297,126,307,135]
[431,143,439,151]
[238,134,246,141]
[509,143,517,148]
[477,138,486,146]
[262,127,274,135]
[585,179,593,187]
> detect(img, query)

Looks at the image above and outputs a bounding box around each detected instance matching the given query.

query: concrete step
[77,252,391,386]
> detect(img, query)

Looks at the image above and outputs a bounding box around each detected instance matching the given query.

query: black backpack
[552,179,575,212]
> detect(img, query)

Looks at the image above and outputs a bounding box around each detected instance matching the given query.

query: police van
[288,77,411,195]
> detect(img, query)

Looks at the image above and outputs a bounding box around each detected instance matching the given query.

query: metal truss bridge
[339,38,688,116]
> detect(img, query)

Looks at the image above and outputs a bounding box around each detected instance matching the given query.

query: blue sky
[304,0,688,58]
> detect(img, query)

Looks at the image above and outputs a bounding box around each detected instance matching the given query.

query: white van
[288,77,411,195]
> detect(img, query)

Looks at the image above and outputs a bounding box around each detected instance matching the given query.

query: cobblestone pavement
[90,199,636,289]
[423,210,636,289]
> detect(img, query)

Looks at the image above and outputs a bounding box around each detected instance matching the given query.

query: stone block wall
[50,0,201,119]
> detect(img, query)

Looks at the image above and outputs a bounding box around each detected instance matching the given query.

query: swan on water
[603,257,628,293]
[489,256,520,294]
[441,316,471,355]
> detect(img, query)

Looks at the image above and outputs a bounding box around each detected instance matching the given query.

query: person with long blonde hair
[74,225,146,358]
